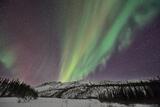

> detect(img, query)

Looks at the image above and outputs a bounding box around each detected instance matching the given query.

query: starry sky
[0,0,160,85]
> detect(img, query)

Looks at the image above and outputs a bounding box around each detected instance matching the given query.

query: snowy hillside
[35,79,160,104]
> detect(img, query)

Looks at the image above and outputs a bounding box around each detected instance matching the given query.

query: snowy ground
[0,97,159,107]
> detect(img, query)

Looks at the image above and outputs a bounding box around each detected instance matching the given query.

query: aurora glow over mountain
[0,0,160,84]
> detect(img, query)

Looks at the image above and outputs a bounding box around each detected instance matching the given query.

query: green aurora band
[59,0,160,82]
[0,50,15,69]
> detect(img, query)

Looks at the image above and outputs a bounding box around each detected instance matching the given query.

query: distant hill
[35,78,160,104]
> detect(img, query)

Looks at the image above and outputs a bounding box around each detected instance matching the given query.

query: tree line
[0,77,38,101]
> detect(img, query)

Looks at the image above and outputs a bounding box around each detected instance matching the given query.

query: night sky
[0,0,160,85]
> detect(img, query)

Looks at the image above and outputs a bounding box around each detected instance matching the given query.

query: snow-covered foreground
[0,98,159,107]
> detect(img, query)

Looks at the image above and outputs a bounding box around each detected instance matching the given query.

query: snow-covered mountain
[35,78,160,103]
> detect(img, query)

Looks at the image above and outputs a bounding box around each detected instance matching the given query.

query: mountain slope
[35,78,160,103]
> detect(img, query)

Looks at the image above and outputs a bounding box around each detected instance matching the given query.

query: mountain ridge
[35,77,160,104]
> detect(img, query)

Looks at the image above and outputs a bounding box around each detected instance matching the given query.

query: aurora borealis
[59,0,160,82]
[0,0,160,84]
